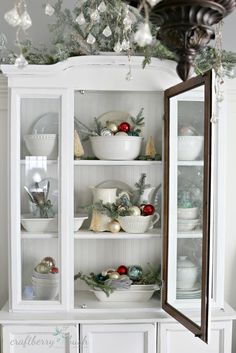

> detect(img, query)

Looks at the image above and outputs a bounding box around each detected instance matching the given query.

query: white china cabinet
[0,56,235,353]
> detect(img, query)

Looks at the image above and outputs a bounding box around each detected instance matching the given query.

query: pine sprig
[132,173,151,205]
[74,272,114,297]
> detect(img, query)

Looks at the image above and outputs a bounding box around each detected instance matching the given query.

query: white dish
[74,215,88,232]
[118,214,159,234]
[32,278,59,300]
[24,134,57,158]
[177,219,200,232]
[95,180,133,194]
[91,284,158,302]
[21,216,58,233]
[90,136,142,160]
[33,112,80,134]
[97,111,132,128]
[178,136,204,161]
[178,207,199,220]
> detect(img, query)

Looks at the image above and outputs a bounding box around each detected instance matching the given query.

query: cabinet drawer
[2,325,79,353]
[80,323,156,353]
[158,321,232,353]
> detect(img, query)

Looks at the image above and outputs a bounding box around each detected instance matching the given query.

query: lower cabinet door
[158,321,233,353]
[2,324,79,353]
[80,323,156,353]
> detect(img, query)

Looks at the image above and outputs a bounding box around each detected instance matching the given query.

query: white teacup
[118,213,160,234]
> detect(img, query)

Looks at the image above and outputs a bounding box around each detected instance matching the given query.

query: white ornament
[15,54,28,69]
[129,206,141,216]
[4,7,21,27]
[20,10,32,30]
[45,4,55,16]
[98,1,107,12]
[90,9,100,22]
[76,13,86,25]
[123,15,132,31]
[134,23,153,47]
[86,33,96,45]
[146,0,162,6]
[102,25,112,37]
[121,39,130,50]
[114,41,122,53]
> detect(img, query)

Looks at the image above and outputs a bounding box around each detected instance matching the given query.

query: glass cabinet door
[162,72,213,342]
[10,88,72,311]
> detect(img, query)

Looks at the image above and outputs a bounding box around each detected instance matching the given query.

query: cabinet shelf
[20,159,58,165]
[74,160,162,166]
[177,230,202,239]
[177,161,204,166]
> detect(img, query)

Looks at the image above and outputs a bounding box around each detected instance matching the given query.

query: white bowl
[178,136,204,161]
[178,207,199,220]
[24,134,57,158]
[74,215,88,231]
[90,136,142,160]
[91,284,158,302]
[178,219,200,232]
[118,214,159,234]
[32,280,59,300]
[32,271,59,281]
[21,216,57,233]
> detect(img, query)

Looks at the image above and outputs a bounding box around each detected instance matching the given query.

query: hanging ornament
[127,265,143,281]
[114,41,122,53]
[123,15,132,31]
[76,12,86,25]
[90,9,100,22]
[86,33,96,45]
[98,1,107,13]
[118,122,130,133]
[129,206,141,216]
[108,220,121,233]
[20,10,32,30]
[146,0,162,6]
[102,25,112,38]
[4,7,21,27]
[14,54,28,69]
[134,23,153,47]
[121,39,130,51]
[45,3,55,16]
[117,265,128,275]
[142,204,155,216]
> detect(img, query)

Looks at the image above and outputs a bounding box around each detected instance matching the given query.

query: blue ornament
[127,265,143,281]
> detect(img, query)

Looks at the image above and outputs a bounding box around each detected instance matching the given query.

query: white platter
[91,284,159,302]
[33,112,80,134]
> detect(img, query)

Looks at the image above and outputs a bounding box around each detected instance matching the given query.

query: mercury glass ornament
[129,206,141,216]
[106,122,118,133]
[87,33,96,45]
[102,25,112,38]
[76,12,86,25]
[90,9,100,22]
[20,10,32,30]
[134,23,153,47]
[128,265,143,281]
[41,256,55,268]
[108,220,121,233]
[45,3,55,16]
[114,41,122,53]
[108,271,120,279]
[35,263,50,274]
[15,54,28,69]
[4,7,21,27]
[98,1,107,12]
[100,127,113,136]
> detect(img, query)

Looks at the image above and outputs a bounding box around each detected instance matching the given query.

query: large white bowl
[21,216,57,233]
[118,214,159,234]
[178,219,200,232]
[177,207,199,220]
[90,136,142,160]
[178,136,204,161]
[32,277,59,300]
[91,284,158,302]
[24,134,57,158]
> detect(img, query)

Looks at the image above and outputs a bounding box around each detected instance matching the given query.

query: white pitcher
[140,186,157,204]
[90,187,117,204]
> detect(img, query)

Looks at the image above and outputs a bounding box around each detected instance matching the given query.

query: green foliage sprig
[74,272,114,297]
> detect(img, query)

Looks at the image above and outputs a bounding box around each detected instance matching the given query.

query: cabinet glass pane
[20,98,61,302]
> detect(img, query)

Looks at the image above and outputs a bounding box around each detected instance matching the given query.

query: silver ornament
[108,271,120,279]
[41,256,55,268]
[35,263,50,274]
[106,122,118,133]
[129,206,141,216]
[100,128,113,136]
[15,54,28,69]
[20,10,32,30]
[76,12,86,25]
[114,41,122,53]
[102,25,112,38]
[45,4,55,16]
[98,1,107,12]
[108,220,121,233]
[87,33,96,45]
[128,265,143,281]
[4,7,21,27]
[90,9,100,22]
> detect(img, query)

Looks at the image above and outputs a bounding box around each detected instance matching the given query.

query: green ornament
[128,265,143,281]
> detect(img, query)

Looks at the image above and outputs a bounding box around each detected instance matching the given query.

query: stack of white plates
[177,285,201,300]
[32,272,59,300]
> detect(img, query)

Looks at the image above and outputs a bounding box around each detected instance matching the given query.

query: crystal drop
[4,7,21,27]
[102,25,112,38]
[134,23,153,47]
[20,10,32,31]
[98,1,107,12]
[114,41,122,53]
[0,33,7,50]
[146,0,162,6]
[121,39,130,50]
[90,9,100,22]
[45,4,55,16]
[75,13,86,25]
[15,54,28,69]
[123,16,132,31]
[126,71,133,81]
[87,33,96,45]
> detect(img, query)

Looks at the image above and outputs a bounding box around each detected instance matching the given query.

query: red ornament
[118,122,130,133]
[142,204,155,216]
[117,265,128,275]
[50,266,59,274]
